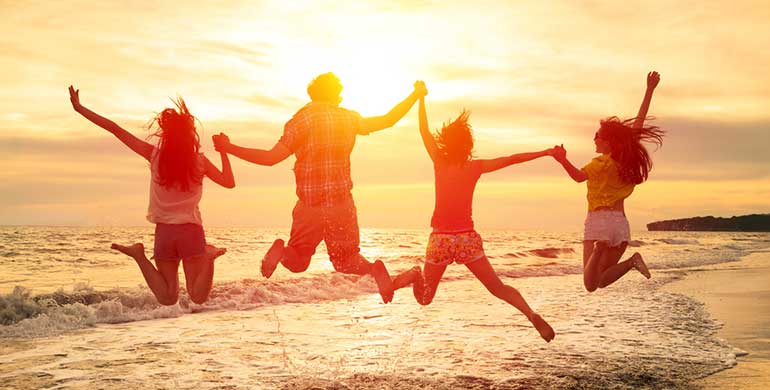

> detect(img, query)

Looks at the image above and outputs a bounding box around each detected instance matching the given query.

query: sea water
[0,226,768,389]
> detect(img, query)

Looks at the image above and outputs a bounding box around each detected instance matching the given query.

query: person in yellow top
[552,71,665,292]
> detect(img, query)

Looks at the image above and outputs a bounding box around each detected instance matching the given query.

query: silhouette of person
[213,72,427,303]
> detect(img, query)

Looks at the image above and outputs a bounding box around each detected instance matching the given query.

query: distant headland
[647,214,770,232]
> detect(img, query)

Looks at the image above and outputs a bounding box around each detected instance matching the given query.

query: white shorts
[583,210,631,247]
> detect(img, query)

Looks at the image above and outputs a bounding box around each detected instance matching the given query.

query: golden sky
[2,1,770,230]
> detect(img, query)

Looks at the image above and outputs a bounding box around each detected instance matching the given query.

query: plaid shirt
[278,102,368,206]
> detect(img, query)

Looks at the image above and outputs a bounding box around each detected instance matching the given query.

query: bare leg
[331,253,394,304]
[392,266,422,291]
[182,244,227,304]
[597,248,651,289]
[416,262,448,305]
[465,257,555,342]
[261,239,285,278]
[112,243,180,305]
[583,241,606,292]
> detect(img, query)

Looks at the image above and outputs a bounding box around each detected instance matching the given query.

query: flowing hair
[147,98,202,192]
[600,116,665,184]
[436,110,474,164]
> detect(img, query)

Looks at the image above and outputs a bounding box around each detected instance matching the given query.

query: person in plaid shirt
[213,72,427,303]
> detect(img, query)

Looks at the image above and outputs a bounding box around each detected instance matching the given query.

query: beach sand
[665,251,770,389]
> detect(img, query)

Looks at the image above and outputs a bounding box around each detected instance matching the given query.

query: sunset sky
[2,1,769,230]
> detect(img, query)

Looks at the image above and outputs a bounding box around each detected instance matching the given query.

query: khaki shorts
[287,196,361,267]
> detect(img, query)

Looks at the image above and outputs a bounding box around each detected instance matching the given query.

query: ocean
[1,226,768,389]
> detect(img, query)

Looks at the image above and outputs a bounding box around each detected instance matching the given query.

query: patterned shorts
[425,231,486,266]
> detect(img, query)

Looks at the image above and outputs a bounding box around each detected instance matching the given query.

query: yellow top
[582,154,635,211]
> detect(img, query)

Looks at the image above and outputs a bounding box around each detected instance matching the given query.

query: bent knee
[284,259,311,273]
[189,293,209,305]
[584,281,598,293]
[157,294,179,306]
[417,290,437,306]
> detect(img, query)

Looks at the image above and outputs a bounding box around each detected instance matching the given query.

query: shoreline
[664,250,770,389]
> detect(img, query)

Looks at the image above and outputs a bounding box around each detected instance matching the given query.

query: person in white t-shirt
[69,86,235,305]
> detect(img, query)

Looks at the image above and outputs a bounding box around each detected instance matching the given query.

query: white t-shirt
[146,147,205,225]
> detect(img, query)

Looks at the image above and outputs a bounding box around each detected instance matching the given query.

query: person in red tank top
[392,81,556,343]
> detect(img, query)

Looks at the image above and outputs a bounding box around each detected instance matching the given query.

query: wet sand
[665,251,770,389]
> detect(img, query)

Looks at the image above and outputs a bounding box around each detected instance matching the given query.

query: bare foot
[372,260,394,304]
[205,244,227,261]
[631,252,651,279]
[261,239,284,278]
[528,312,555,343]
[111,243,147,261]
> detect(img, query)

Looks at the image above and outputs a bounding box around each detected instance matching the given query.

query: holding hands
[548,144,567,162]
[413,80,428,99]
[212,133,231,153]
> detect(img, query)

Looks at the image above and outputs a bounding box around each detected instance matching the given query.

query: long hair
[600,116,665,184]
[436,110,474,164]
[148,98,202,191]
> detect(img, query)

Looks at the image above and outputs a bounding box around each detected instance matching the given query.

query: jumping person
[69,86,234,305]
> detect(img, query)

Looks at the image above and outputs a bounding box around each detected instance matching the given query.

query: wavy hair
[436,110,474,164]
[599,116,665,184]
[148,98,202,191]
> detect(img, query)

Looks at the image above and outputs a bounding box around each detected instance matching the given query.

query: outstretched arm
[213,133,291,167]
[479,148,553,174]
[360,81,428,134]
[633,71,660,129]
[69,85,153,161]
[552,144,588,183]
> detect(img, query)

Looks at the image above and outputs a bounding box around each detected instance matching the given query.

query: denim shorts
[153,223,206,261]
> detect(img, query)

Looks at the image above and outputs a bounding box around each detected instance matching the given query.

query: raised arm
[212,133,291,167]
[69,85,153,161]
[203,143,235,189]
[359,81,427,134]
[632,71,660,129]
[552,144,588,183]
[479,148,554,174]
[417,90,440,163]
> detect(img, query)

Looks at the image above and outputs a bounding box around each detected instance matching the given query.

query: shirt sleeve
[278,111,306,152]
[348,110,367,136]
[470,159,484,178]
[581,158,601,180]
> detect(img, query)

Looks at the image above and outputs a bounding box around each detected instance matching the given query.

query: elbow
[265,158,282,167]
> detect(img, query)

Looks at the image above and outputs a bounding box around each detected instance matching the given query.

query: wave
[654,238,700,245]
[524,247,576,258]
[0,273,382,338]
[494,247,576,260]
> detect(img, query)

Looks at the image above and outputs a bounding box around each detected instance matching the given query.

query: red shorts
[153,223,206,261]
[287,196,361,267]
